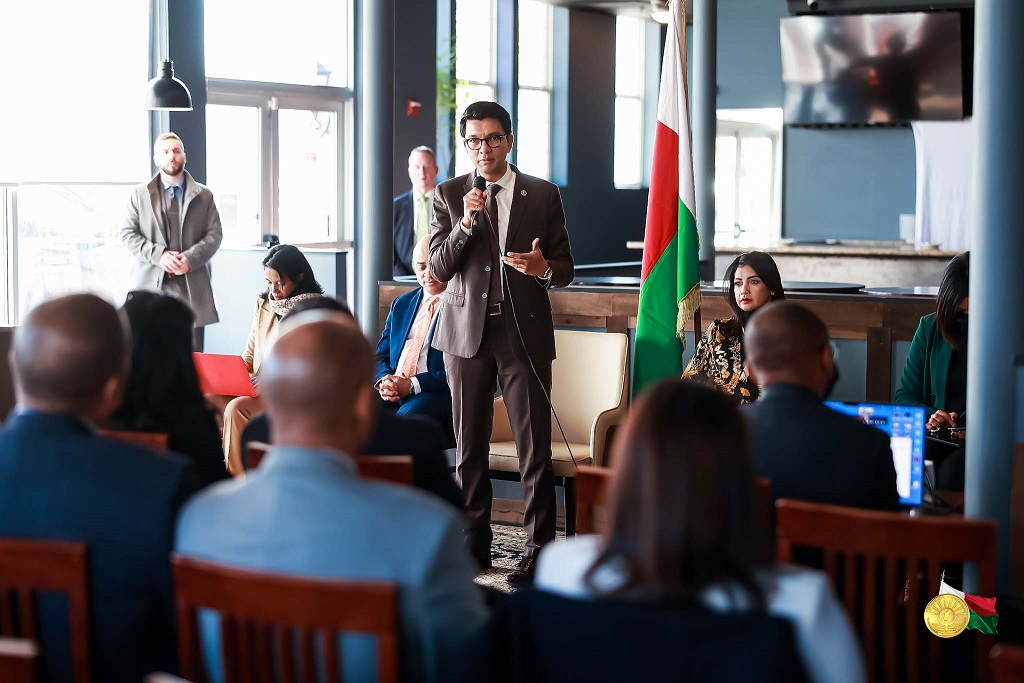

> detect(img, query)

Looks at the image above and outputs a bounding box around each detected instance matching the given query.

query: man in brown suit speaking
[121,132,223,350]
[429,101,574,573]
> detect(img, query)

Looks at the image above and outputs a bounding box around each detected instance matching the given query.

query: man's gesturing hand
[503,238,550,277]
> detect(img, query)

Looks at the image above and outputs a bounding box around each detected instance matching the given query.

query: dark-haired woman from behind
[111,290,229,487]
[534,380,864,683]
[682,251,785,403]
[222,244,325,475]
[895,252,969,488]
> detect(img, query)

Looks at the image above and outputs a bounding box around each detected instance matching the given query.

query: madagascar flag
[940,580,999,634]
[633,0,701,396]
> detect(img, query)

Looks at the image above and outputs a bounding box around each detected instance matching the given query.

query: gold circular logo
[924,593,970,638]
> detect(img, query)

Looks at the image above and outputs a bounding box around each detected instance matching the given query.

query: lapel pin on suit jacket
[521,189,527,196]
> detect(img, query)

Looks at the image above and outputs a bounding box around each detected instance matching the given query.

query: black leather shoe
[508,557,536,586]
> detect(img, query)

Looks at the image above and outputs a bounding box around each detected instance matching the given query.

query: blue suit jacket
[393,190,415,276]
[176,446,488,683]
[374,287,448,395]
[0,412,199,683]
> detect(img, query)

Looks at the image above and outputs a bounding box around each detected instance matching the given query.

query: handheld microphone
[469,175,487,225]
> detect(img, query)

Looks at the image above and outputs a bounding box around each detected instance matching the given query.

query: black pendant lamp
[146,60,193,111]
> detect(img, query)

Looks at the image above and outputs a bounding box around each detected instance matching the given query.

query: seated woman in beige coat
[223,244,324,474]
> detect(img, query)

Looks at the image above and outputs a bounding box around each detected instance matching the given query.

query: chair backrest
[575,466,612,535]
[245,441,271,469]
[991,644,1024,683]
[246,446,413,487]
[0,539,91,683]
[172,555,399,683]
[549,330,628,446]
[356,456,414,486]
[98,429,169,451]
[0,638,39,683]
[775,499,998,683]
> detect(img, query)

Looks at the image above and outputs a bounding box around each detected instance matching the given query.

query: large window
[0,0,148,323]
[714,109,784,248]
[205,0,353,246]
[614,16,647,189]
[454,0,497,177]
[516,1,553,180]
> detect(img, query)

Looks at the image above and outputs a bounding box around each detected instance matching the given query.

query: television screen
[780,12,964,125]
[825,401,926,506]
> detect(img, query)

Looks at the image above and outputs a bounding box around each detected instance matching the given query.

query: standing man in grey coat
[121,132,223,350]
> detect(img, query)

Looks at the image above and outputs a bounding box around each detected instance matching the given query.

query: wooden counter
[378,283,934,403]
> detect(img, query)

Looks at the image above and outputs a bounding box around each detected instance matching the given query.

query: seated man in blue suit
[176,310,488,683]
[0,294,199,683]
[375,235,453,441]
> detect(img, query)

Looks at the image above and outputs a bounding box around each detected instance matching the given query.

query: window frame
[206,78,354,246]
[613,15,650,190]
[515,0,554,180]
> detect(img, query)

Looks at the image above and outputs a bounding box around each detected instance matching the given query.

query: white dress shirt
[395,292,442,394]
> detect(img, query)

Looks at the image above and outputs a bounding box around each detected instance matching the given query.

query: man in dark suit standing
[393,146,439,276]
[741,302,900,511]
[429,101,574,571]
[0,293,199,683]
[375,235,452,439]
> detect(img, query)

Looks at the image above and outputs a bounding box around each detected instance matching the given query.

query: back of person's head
[935,252,969,349]
[12,293,129,421]
[113,290,202,429]
[459,101,513,138]
[260,312,374,453]
[724,251,786,328]
[260,244,325,299]
[587,379,769,607]
[744,302,833,395]
[280,295,353,323]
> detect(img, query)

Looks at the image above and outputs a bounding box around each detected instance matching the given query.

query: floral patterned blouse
[682,318,760,404]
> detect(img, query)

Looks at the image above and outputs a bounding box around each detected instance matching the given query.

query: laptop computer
[825,401,926,506]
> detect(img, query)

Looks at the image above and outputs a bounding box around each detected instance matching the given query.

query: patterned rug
[474,524,565,593]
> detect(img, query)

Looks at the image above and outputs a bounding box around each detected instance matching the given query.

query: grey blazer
[120,172,223,326]
[428,166,574,361]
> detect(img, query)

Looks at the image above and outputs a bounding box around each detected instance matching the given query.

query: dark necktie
[166,186,181,251]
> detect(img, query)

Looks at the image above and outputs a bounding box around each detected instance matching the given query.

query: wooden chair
[489,330,629,536]
[775,499,998,683]
[356,456,414,486]
[991,644,1024,683]
[0,638,39,683]
[575,466,612,535]
[172,555,398,683]
[98,429,169,451]
[245,441,270,469]
[246,443,413,486]
[0,539,91,683]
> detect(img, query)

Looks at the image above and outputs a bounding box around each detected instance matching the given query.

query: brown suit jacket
[428,166,573,361]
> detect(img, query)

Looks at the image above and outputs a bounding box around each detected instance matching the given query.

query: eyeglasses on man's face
[464,133,509,150]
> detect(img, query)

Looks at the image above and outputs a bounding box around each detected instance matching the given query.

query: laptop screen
[825,401,926,506]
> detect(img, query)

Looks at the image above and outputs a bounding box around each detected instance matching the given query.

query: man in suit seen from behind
[120,132,223,350]
[428,101,574,573]
[741,302,900,511]
[0,294,199,683]
[394,146,439,276]
[176,310,487,683]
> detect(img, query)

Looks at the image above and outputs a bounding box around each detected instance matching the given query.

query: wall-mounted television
[780,12,967,126]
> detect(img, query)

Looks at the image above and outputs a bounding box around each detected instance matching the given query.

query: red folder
[193,353,257,397]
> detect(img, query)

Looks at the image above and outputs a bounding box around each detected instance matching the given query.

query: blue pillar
[357,0,395,337]
[964,0,1024,593]
[691,0,717,281]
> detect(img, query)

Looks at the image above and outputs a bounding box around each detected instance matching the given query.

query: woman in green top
[895,252,969,487]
